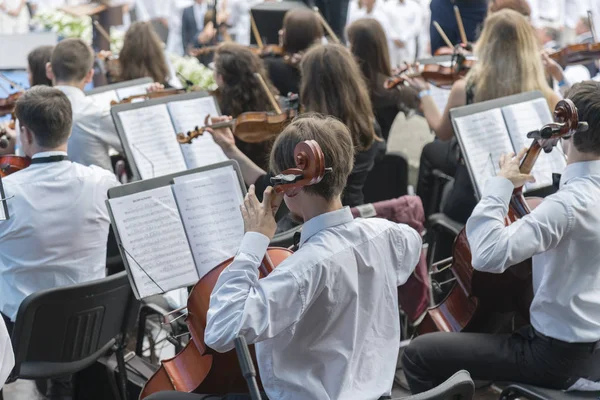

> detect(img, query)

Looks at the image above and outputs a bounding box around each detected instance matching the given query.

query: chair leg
[115,339,128,400]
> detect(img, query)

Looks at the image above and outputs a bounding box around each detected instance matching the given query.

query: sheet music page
[429,85,451,113]
[87,90,118,107]
[115,83,153,101]
[108,186,199,298]
[173,165,244,202]
[167,97,228,168]
[117,104,187,179]
[454,108,515,196]
[172,172,245,279]
[502,98,566,191]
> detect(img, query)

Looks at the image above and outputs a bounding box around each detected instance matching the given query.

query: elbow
[469,244,508,273]
[204,323,237,353]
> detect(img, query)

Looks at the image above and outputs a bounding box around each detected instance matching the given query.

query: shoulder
[72,163,119,187]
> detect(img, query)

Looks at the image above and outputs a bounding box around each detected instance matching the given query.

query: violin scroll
[177,126,207,144]
[271,140,331,196]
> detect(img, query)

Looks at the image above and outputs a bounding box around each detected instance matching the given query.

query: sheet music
[167,97,228,169]
[173,165,244,202]
[173,172,245,279]
[454,108,515,195]
[87,90,119,107]
[502,99,566,191]
[429,85,451,114]
[118,104,187,179]
[108,186,199,298]
[116,83,153,101]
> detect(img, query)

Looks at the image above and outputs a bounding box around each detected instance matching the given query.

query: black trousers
[312,0,350,41]
[429,0,488,54]
[402,326,600,394]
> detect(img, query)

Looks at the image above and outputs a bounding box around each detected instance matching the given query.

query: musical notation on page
[167,97,228,168]
[108,186,199,298]
[118,104,188,179]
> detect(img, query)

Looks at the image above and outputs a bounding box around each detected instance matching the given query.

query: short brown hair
[50,38,94,82]
[15,86,72,148]
[566,81,600,155]
[119,22,170,84]
[488,0,531,17]
[28,45,54,87]
[282,9,323,54]
[270,114,354,200]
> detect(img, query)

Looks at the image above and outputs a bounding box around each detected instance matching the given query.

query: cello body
[140,247,293,399]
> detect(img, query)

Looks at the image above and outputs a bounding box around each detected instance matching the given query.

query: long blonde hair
[467,9,553,104]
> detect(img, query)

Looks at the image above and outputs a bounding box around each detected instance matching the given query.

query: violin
[0,92,22,117]
[418,99,586,334]
[548,43,600,68]
[384,53,474,90]
[110,88,190,106]
[140,140,330,398]
[0,155,30,177]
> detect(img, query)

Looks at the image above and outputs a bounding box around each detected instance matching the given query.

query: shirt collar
[32,151,68,159]
[300,207,354,246]
[55,85,85,99]
[560,160,600,188]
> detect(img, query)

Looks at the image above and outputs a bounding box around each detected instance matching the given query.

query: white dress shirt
[205,207,422,400]
[466,162,600,343]
[134,0,171,21]
[383,0,423,66]
[0,317,13,389]
[55,85,123,172]
[0,151,119,320]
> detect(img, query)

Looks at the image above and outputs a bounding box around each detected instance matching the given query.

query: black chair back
[9,271,137,381]
[363,152,409,204]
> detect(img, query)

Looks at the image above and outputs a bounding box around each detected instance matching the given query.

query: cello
[418,99,587,334]
[0,93,30,177]
[140,140,330,399]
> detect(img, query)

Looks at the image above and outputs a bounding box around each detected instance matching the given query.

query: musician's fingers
[240,204,249,229]
[525,174,536,183]
[499,153,506,167]
[516,147,528,161]
[204,114,211,125]
[246,184,259,210]
[263,186,283,215]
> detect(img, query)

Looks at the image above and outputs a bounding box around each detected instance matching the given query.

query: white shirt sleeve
[393,223,422,286]
[0,318,14,389]
[94,104,124,153]
[466,176,573,273]
[204,232,310,353]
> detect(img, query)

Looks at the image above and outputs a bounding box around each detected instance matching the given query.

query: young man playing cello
[146,115,422,400]
[403,81,600,393]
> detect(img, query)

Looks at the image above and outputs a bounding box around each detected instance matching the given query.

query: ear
[21,124,34,146]
[45,62,55,82]
[84,68,94,85]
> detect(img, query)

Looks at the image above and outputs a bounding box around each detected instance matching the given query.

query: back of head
[346,18,392,86]
[50,38,94,83]
[215,43,276,117]
[282,9,323,54]
[299,43,375,151]
[15,86,72,148]
[488,0,531,18]
[270,114,354,200]
[469,9,550,103]
[566,81,600,156]
[119,21,170,83]
[27,45,54,87]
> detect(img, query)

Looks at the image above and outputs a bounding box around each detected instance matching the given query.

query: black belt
[30,155,68,164]
[533,329,600,352]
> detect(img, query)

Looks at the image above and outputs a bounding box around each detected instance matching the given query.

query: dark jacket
[182,5,201,52]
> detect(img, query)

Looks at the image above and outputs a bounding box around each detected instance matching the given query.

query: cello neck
[518,141,542,177]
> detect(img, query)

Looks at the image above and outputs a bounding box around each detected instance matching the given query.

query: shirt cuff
[482,176,514,204]
[238,232,270,261]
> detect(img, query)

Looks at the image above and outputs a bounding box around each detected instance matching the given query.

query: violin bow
[250,13,264,49]
[93,20,111,44]
[254,73,282,114]
[454,6,468,46]
[313,7,340,44]
[433,21,454,49]
[0,73,25,92]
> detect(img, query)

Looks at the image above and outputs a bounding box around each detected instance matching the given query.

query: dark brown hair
[566,81,600,155]
[270,114,354,200]
[50,38,94,82]
[15,86,72,148]
[28,45,54,87]
[282,9,323,54]
[119,22,170,84]
[300,44,376,151]
[346,18,392,87]
[215,43,278,117]
[488,0,531,17]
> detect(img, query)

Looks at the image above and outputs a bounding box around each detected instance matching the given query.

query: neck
[54,80,86,91]
[30,144,67,157]
[301,195,343,222]
[567,152,600,164]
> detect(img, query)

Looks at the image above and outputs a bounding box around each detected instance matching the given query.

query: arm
[207,117,267,186]
[409,78,466,141]
[93,104,124,152]
[393,224,423,286]
[466,150,572,273]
